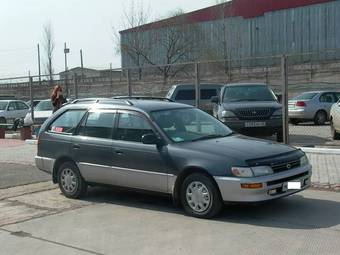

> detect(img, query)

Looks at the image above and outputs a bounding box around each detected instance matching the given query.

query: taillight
[295,101,306,107]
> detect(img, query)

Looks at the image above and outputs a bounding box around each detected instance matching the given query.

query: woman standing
[51,85,67,113]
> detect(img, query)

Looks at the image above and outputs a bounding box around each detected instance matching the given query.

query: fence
[0,49,340,148]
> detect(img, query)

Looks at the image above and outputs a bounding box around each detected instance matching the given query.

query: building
[59,67,100,80]
[120,0,340,69]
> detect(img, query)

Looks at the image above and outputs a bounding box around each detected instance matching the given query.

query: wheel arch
[52,156,77,183]
[172,166,222,206]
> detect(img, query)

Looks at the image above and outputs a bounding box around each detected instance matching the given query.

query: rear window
[175,88,219,100]
[48,110,86,134]
[0,101,8,110]
[293,93,318,100]
[201,89,218,100]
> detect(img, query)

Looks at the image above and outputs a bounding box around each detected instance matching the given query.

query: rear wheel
[0,117,6,124]
[314,111,327,125]
[331,120,340,140]
[57,162,87,199]
[181,173,223,219]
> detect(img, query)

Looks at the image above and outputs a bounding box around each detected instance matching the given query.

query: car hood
[176,134,296,161]
[222,101,281,111]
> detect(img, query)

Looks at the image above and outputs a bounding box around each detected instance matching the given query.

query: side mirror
[142,133,163,146]
[211,96,219,104]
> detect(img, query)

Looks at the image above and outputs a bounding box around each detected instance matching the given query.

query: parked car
[289,91,340,125]
[0,100,30,123]
[35,99,311,218]
[166,83,224,114]
[24,99,54,126]
[330,99,340,140]
[211,83,283,142]
[26,100,41,108]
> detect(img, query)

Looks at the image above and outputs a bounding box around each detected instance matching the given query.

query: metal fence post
[126,69,132,97]
[195,62,200,108]
[29,76,34,122]
[281,55,289,144]
[73,74,78,99]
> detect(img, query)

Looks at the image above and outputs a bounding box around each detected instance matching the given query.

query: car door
[6,101,19,122]
[72,110,116,184]
[319,93,336,117]
[15,101,29,118]
[110,110,171,193]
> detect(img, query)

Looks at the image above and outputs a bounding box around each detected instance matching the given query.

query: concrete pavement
[0,186,340,255]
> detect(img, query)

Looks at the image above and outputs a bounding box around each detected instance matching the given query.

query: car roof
[225,83,268,87]
[300,91,338,94]
[172,83,225,88]
[62,99,192,114]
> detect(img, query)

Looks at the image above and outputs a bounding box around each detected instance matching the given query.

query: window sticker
[52,126,64,133]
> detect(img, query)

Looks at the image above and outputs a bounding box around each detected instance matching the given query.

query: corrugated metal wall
[121,0,340,68]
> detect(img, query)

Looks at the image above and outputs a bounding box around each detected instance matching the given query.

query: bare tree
[114,0,151,80]
[42,22,55,85]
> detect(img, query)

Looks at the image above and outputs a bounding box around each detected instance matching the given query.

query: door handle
[73,144,80,149]
[115,150,123,155]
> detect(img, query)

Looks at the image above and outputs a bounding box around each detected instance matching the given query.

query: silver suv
[0,100,30,123]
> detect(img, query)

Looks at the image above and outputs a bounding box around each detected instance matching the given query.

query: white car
[24,100,53,126]
[0,100,30,124]
[330,99,340,140]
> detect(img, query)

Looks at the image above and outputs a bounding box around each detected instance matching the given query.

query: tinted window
[201,89,217,100]
[116,112,154,143]
[48,110,86,134]
[35,101,53,111]
[8,102,17,110]
[16,102,29,110]
[333,93,340,101]
[223,85,276,102]
[175,90,195,100]
[79,111,115,139]
[319,93,335,103]
[293,92,318,100]
[0,101,8,110]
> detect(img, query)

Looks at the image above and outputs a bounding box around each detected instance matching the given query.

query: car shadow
[82,186,340,230]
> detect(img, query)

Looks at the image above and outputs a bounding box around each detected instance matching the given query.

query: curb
[25,139,37,145]
[300,147,340,155]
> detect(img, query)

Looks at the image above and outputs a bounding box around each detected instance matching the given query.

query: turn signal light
[295,101,306,107]
[241,183,263,189]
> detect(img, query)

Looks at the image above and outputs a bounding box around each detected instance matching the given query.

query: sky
[0,0,216,78]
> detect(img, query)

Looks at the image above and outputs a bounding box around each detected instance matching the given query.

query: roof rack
[112,96,174,102]
[69,98,133,106]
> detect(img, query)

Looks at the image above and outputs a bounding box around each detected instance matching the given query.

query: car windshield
[35,100,53,111]
[151,107,233,143]
[223,85,277,102]
[292,92,318,100]
[0,101,8,110]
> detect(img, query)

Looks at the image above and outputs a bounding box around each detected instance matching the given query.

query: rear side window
[333,93,340,101]
[175,90,195,100]
[201,89,217,100]
[48,110,86,134]
[79,111,115,139]
[319,93,335,103]
[16,101,29,110]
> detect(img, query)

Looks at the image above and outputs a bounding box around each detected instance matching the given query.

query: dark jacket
[52,95,67,113]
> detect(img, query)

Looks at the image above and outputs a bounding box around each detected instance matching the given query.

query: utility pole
[80,49,84,82]
[64,42,70,97]
[37,44,41,86]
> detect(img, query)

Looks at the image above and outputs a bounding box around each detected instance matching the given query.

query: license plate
[282,181,301,192]
[245,122,266,128]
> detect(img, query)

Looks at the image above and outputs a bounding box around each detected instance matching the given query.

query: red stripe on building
[120,0,334,33]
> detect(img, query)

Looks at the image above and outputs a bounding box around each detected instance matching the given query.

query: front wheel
[181,173,223,219]
[57,162,87,199]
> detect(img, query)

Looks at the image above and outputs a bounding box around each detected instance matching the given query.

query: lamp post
[64,42,70,97]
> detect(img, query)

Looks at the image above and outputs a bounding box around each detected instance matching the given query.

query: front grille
[267,171,309,186]
[235,108,272,120]
[271,159,301,173]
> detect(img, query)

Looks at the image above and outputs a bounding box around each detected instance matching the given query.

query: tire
[181,173,223,219]
[57,161,87,199]
[331,120,340,140]
[0,117,6,124]
[276,129,283,143]
[290,119,299,125]
[314,111,327,125]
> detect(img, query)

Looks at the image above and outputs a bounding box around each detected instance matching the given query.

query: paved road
[0,185,339,255]
[0,163,50,189]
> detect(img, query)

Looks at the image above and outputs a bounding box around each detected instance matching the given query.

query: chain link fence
[0,49,339,147]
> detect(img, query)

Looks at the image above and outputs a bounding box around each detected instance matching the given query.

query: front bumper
[223,118,282,134]
[214,164,312,202]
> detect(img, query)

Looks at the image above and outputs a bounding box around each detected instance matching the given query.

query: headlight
[221,110,236,118]
[251,166,273,176]
[231,166,273,177]
[231,167,253,177]
[300,155,309,167]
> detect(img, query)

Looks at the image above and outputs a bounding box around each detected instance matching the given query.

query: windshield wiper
[191,134,231,142]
